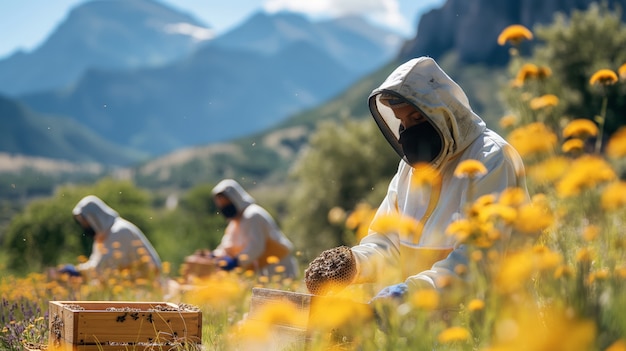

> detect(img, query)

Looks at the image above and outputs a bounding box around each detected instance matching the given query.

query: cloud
[262,0,410,33]
[163,22,215,41]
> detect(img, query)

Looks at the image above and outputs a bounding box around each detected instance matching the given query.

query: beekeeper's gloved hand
[369,283,408,333]
[58,264,81,277]
[371,282,408,301]
[218,256,238,271]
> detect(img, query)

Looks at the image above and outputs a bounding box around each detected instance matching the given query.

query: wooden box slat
[48,301,202,348]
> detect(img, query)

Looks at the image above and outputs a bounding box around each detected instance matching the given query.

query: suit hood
[72,195,118,233]
[211,179,255,213]
[369,57,486,169]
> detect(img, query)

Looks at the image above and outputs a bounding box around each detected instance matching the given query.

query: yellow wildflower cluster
[556,155,616,197]
[507,122,557,158]
[512,63,552,87]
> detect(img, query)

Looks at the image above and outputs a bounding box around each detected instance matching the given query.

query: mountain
[210,11,403,75]
[132,62,399,190]
[400,0,626,65]
[16,10,402,158]
[0,95,146,165]
[19,42,356,156]
[0,0,211,96]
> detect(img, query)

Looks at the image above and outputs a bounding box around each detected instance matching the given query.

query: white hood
[369,56,486,169]
[211,179,256,213]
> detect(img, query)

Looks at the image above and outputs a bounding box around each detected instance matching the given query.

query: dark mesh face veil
[369,92,442,166]
[398,121,443,165]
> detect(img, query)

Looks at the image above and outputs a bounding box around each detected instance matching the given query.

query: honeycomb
[304,246,356,296]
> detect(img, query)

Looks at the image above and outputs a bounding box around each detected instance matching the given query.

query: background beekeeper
[211,179,298,279]
[59,195,162,283]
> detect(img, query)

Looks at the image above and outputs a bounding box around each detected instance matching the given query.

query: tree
[148,183,227,273]
[283,118,398,260]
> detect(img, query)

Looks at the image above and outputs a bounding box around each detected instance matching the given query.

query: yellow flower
[446,219,473,242]
[490,305,596,351]
[512,63,538,86]
[619,63,626,80]
[471,250,483,262]
[468,299,485,311]
[556,155,617,197]
[606,127,626,158]
[345,203,373,229]
[589,68,618,86]
[410,163,441,188]
[554,265,574,279]
[601,181,626,210]
[454,159,487,179]
[508,122,557,157]
[309,298,372,330]
[513,198,554,235]
[162,261,170,275]
[252,301,308,329]
[410,289,440,310]
[616,266,626,279]
[528,157,569,184]
[499,187,527,207]
[266,256,280,265]
[562,119,598,139]
[495,247,561,293]
[497,24,533,46]
[478,204,518,224]
[605,339,626,351]
[472,193,497,210]
[562,138,585,154]
[529,94,559,110]
[370,213,423,241]
[499,115,517,129]
[582,225,601,242]
[437,326,471,343]
[576,248,593,263]
[537,66,552,79]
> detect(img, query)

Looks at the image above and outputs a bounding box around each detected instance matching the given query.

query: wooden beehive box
[47,301,202,350]
[246,288,373,350]
[181,251,216,282]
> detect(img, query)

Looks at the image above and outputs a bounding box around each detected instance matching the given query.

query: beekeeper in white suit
[305,56,528,306]
[211,179,299,279]
[60,195,162,282]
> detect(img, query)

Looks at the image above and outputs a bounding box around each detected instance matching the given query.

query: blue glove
[218,256,238,271]
[59,264,81,277]
[371,283,408,302]
[369,283,408,333]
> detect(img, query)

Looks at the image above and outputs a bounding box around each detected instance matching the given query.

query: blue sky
[0,0,445,59]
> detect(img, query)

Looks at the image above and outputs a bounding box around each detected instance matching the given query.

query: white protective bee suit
[73,195,162,279]
[351,57,528,295]
[211,179,299,278]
